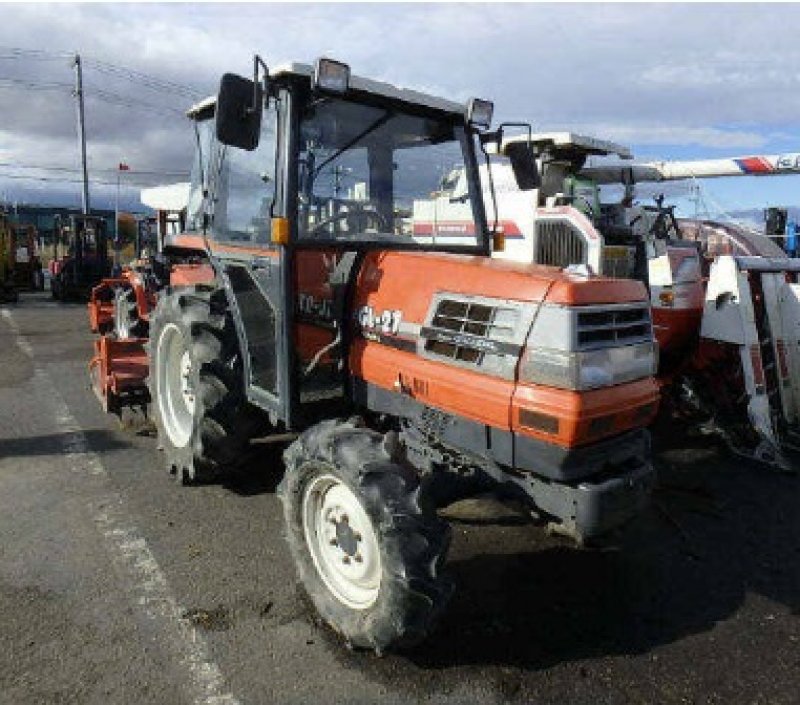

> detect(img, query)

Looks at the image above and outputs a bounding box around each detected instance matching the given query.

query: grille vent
[576,305,651,349]
[425,299,519,365]
[535,220,588,268]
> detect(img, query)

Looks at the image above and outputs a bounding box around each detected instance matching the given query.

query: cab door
[210,99,294,425]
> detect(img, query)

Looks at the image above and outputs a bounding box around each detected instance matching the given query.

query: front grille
[576,305,652,350]
[535,219,588,268]
[425,298,520,366]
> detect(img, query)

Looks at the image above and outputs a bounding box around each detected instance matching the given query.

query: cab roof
[186,62,469,120]
[502,132,633,160]
[271,62,468,116]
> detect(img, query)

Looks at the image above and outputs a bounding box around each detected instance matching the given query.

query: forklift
[0,212,18,302]
[50,214,111,300]
[8,221,44,292]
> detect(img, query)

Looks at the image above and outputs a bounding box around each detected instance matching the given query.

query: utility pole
[72,53,90,215]
[115,162,129,271]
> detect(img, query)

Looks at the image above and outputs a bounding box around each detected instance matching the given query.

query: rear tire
[279,419,453,653]
[147,284,266,484]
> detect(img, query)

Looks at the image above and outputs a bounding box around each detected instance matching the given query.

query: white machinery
[412,134,800,469]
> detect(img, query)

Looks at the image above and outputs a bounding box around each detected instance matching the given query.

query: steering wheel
[309,206,388,235]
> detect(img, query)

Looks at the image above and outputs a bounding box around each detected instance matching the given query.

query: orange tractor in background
[90,57,660,652]
[88,182,212,414]
[88,182,192,337]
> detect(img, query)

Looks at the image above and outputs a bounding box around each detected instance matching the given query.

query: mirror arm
[251,55,269,114]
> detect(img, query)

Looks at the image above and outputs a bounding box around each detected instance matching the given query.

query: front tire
[147,284,265,484]
[279,419,453,653]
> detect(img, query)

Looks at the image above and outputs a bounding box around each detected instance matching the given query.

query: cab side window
[212,104,278,246]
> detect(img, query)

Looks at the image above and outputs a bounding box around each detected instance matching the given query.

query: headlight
[520,342,657,390]
[313,58,350,93]
[466,98,494,129]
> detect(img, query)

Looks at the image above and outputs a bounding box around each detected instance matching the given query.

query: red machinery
[88,182,214,414]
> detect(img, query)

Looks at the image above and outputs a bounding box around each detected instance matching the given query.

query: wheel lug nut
[329,538,338,546]
[353,532,362,542]
[342,555,351,565]
[341,514,349,524]
[354,554,363,563]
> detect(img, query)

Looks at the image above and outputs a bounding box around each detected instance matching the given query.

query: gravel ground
[0,292,798,705]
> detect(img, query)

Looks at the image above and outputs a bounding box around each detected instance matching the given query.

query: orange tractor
[88,183,212,414]
[95,58,660,652]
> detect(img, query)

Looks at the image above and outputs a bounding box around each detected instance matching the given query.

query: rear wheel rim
[156,322,195,448]
[302,473,382,610]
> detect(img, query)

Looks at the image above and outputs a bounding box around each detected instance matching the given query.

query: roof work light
[467,98,494,129]
[313,58,351,93]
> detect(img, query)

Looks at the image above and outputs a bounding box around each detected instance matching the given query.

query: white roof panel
[186,95,216,119]
[271,62,468,115]
[502,132,632,159]
[141,182,191,212]
[185,62,472,120]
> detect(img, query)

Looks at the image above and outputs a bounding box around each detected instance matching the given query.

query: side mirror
[216,73,263,151]
[505,141,541,191]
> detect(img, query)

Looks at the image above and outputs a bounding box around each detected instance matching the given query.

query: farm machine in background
[0,211,18,303]
[87,182,191,336]
[88,181,213,414]
[0,210,43,300]
[415,133,800,469]
[91,57,665,652]
[50,214,111,300]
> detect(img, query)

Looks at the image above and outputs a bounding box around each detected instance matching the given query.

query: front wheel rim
[302,473,382,610]
[155,322,195,448]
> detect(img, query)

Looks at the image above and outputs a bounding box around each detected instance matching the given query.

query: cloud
[0,3,798,207]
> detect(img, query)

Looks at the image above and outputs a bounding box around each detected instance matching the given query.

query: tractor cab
[188,58,494,426]
[51,214,111,300]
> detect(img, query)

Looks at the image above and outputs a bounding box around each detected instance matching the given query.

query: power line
[0,162,188,177]
[0,76,73,91]
[0,45,204,114]
[0,47,74,60]
[0,76,189,119]
[90,87,186,117]
[0,46,205,98]
[0,171,181,187]
[85,57,205,100]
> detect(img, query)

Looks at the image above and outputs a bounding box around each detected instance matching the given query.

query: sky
[0,2,799,218]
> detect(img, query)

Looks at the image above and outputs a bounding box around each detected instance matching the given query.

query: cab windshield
[296,95,483,249]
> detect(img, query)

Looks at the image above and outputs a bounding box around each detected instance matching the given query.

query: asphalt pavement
[1,292,798,705]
